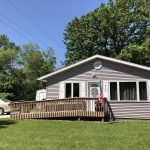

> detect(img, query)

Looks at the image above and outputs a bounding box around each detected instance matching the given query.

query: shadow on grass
[0,120,16,129]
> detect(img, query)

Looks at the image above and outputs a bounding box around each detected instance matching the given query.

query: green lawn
[0,119,150,150]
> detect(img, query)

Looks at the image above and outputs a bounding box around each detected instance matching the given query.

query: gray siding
[110,102,150,119]
[45,58,150,119]
[46,83,59,99]
[46,58,150,99]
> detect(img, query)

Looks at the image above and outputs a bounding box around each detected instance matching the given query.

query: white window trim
[136,81,140,102]
[64,81,80,98]
[148,80,150,102]
[117,82,120,101]
[139,81,148,101]
[109,80,148,102]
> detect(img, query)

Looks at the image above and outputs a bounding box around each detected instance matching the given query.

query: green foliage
[118,39,150,66]
[0,35,19,100]
[64,0,150,65]
[0,49,18,72]
[0,73,16,95]
[0,35,19,50]
[0,35,56,101]
[17,43,56,100]
[0,93,13,99]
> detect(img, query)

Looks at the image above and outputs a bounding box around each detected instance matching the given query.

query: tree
[18,43,56,100]
[0,34,19,50]
[0,34,56,100]
[118,38,150,66]
[0,35,19,99]
[64,0,150,65]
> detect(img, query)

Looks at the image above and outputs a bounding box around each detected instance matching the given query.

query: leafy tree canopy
[118,38,150,66]
[0,35,56,100]
[0,35,19,99]
[0,34,19,50]
[64,0,150,65]
[13,43,56,100]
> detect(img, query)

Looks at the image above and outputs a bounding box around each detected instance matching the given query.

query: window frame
[65,81,80,98]
[109,80,148,102]
[139,81,148,101]
[110,82,118,100]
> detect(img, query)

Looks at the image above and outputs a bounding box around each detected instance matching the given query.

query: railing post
[103,98,108,120]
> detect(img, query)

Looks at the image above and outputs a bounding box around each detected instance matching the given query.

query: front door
[88,82,100,98]
[87,82,100,111]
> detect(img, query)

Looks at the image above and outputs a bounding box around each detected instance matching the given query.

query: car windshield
[0,99,10,102]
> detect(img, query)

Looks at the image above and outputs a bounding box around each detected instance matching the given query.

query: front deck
[10,98,108,120]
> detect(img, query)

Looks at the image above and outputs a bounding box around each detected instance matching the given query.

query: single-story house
[38,55,150,119]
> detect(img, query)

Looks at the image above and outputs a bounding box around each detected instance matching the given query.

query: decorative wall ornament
[94,61,102,70]
[90,83,99,97]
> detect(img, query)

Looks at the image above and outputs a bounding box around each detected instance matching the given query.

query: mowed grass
[0,119,150,150]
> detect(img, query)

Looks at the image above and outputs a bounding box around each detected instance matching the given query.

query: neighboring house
[37,55,150,119]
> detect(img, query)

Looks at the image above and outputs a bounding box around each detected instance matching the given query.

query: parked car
[0,99,11,115]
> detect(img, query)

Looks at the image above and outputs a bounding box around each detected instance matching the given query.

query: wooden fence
[10,98,108,120]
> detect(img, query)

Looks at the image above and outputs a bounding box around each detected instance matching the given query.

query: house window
[110,81,147,101]
[139,82,147,100]
[65,83,80,98]
[73,83,80,97]
[66,83,71,98]
[110,82,117,100]
[120,82,137,100]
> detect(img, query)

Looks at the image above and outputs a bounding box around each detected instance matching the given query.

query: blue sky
[0,0,108,67]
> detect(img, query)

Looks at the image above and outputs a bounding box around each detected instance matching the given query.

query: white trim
[86,81,89,98]
[37,54,150,80]
[64,81,80,98]
[103,80,109,99]
[117,82,120,101]
[80,81,87,97]
[59,82,65,99]
[136,81,140,102]
[107,79,148,82]
[108,81,110,101]
[71,84,74,98]
[139,81,148,101]
[147,80,150,102]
